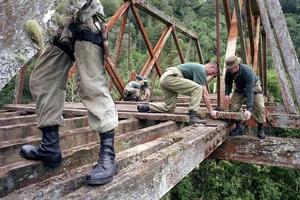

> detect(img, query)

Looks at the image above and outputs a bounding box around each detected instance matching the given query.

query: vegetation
[25,20,44,51]
[1,0,300,199]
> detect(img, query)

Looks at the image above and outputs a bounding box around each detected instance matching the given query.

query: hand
[144,89,150,99]
[225,95,231,104]
[210,110,217,119]
[244,110,252,120]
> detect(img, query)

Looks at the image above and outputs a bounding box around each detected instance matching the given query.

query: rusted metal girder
[107,1,130,31]
[220,6,239,109]
[209,136,300,169]
[171,28,185,63]
[109,10,129,91]
[265,0,300,110]
[216,0,221,108]
[252,17,261,74]
[194,38,204,64]
[112,9,129,67]
[15,65,26,104]
[140,26,173,76]
[261,29,267,94]
[130,4,163,77]
[256,0,297,114]
[234,0,247,63]
[222,0,231,34]
[245,0,255,63]
[105,57,125,95]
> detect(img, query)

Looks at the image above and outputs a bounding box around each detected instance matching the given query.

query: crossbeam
[209,135,300,169]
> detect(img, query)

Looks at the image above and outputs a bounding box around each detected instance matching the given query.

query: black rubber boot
[19,126,62,168]
[187,110,207,125]
[257,123,266,139]
[86,131,119,185]
[230,121,243,136]
[137,104,150,112]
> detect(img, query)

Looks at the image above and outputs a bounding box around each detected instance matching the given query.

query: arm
[201,85,217,119]
[224,72,233,104]
[206,75,217,84]
[143,88,150,100]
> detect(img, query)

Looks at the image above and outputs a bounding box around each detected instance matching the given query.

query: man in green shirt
[137,62,219,125]
[224,55,266,139]
[123,76,150,101]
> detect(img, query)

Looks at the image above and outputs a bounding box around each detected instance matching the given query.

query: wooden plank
[118,112,190,123]
[60,122,228,199]
[3,135,180,199]
[209,135,300,169]
[0,120,183,196]
[0,114,37,126]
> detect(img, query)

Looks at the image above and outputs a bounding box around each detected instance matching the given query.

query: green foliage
[268,127,300,138]
[267,69,283,102]
[0,56,36,109]
[0,77,16,109]
[164,160,300,200]
[280,0,298,13]
[25,20,44,50]
[102,0,120,18]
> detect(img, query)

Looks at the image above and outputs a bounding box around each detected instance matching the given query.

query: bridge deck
[1,99,300,199]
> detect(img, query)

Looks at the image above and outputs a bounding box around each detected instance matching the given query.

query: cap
[225,55,241,69]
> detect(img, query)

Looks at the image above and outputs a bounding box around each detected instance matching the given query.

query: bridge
[1,0,300,199]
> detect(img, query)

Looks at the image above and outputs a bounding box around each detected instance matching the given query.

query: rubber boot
[137,104,150,112]
[187,110,207,125]
[19,126,62,168]
[86,131,119,185]
[257,123,266,139]
[230,121,243,136]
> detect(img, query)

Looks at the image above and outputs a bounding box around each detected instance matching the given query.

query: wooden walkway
[1,98,300,199]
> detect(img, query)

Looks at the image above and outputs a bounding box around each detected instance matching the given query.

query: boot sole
[19,149,61,169]
[186,121,207,126]
[86,165,120,185]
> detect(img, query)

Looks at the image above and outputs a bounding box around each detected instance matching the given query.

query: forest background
[0,0,300,199]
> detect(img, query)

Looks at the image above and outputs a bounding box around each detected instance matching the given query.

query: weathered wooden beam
[118,112,190,123]
[209,135,300,169]
[0,114,37,126]
[256,0,296,114]
[50,121,229,199]
[265,0,300,110]
[3,103,299,129]
[0,119,180,196]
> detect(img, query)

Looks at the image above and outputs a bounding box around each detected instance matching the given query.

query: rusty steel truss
[14,0,300,125]
[102,0,300,113]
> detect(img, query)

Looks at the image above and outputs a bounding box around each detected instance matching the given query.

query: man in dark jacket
[224,55,266,139]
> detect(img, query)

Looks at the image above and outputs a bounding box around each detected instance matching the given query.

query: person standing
[137,62,219,125]
[18,0,119,185]
[224,55,266,139]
